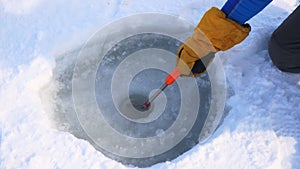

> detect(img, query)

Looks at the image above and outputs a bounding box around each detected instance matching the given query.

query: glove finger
[176,45,184,65]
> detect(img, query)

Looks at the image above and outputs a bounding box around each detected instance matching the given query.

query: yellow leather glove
[176,7,251,77]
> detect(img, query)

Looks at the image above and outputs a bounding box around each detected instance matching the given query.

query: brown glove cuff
[198,7,251,51]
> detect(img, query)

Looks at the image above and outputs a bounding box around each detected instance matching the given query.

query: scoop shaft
[143,68,180,108]
[165,67,180,85]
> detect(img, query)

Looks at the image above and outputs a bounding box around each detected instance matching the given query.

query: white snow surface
[0,0,300,169]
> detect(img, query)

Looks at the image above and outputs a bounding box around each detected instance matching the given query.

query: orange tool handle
[165,67,180,85]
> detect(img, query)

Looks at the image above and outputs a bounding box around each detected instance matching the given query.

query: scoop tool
[133,68,180,111]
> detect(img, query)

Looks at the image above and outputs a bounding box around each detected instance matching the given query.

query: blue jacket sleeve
[221,0,273,24]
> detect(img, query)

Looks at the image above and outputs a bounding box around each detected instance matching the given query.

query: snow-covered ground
[0,0,300,168]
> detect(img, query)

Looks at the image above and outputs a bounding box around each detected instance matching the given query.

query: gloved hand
[176,7,251,77]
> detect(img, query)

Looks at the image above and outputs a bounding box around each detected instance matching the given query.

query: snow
[0,0,300,169]
[0,0,43,14]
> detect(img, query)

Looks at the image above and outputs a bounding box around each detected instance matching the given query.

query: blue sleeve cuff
[221,0,272,24]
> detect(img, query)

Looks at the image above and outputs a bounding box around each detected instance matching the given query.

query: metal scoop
[133,68,180,111]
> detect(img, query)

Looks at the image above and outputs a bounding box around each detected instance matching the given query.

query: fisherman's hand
[176,7,251,77]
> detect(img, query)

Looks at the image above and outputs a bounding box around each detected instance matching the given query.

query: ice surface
[51,23,225,166]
